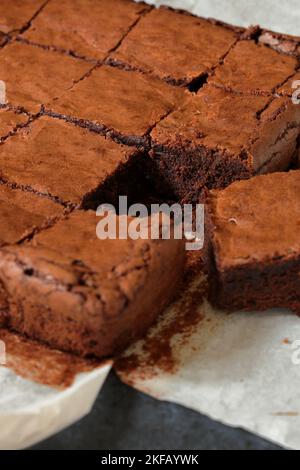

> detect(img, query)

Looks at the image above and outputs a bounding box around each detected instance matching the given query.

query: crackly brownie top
[52,64,188,141]
[0,109,28,139]
[151,84,300,170]
[23,0,150,60]
[207,170,300,269]
[0,116,136,206]
[0,42,90,112]
[151,85,271,155]
[0,184,63,245]
[2,210,183,314]
[0,0,45,34]
[110,7,238,86]
[208,40,298,94]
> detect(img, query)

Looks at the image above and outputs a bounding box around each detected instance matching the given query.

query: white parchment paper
[0,363,111,449]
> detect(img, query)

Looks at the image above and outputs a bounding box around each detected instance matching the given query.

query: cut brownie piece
[0,184,63,245]
[110,6,238,87]
[205,170,300,314]
[49,64,187,146]
[0,42,91,112]
[0,116,145,207]
[0,210,185,357]
[208,40,298,94]
[22,0,150,60]
[0,109,29,139]
[0,0,46,34]
[150,85,300,202]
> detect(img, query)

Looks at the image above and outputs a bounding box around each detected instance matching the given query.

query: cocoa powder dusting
[115,251,207,384]
[0,329,105,389]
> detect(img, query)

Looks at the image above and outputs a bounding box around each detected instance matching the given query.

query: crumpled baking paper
[1,0,300,451]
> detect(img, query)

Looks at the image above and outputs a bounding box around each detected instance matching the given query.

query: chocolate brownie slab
[0,184,63,245]
[49,64,187,146]
[0,116,144,207]
[110,6,238,87]
[22,0,150,61]
[208,40,298,94]
[0,0,46,34]
[0,210,185,357]
[150,85,300,202]
[205,170,300,314]
[0,42,91,113]
[0,109,29,139]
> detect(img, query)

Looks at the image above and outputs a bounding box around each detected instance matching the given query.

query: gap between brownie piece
[204,170,300,314]
[149,84,300,203]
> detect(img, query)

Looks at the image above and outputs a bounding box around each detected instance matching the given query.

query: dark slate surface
[31,372,282,450]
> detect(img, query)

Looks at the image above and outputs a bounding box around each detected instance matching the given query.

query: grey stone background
[31,372,282,450]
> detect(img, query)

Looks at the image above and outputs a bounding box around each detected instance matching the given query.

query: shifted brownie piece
[22,0,150,60]
[0,42,91,112]
[208,40,298,94]
[110,6,239,87]
[0,116,145,207]
[0,184,63,245]
[0,0,46,34]
[205,170,300,314]
[150,85,300,202]
[0,109,29,139]
[0,210,185,357]
[49,64,187,146]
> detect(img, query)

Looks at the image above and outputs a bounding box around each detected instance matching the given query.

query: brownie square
[0,109,28,139]
[208,40,298,94]
[0,184,63,245]
[205,170,300,314]
[0,0,45,34]
[150,84,300,202]
[22,0,150,60]
[110,6,238,87]
[49,64,188,146]
[0,42,91,112]
[0,210,185,357]
[0,116,143,207]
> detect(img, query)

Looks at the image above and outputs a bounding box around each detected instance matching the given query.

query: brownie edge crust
[0,211,185,358]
